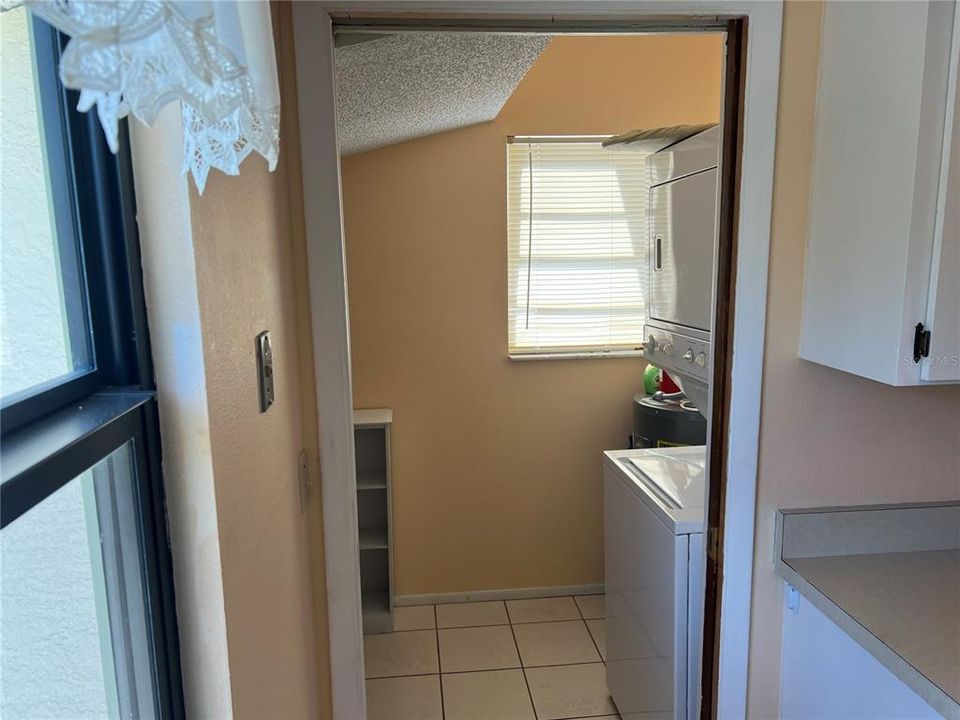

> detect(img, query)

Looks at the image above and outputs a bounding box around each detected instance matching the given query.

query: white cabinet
[800,0,960,385]
[780,591,941,719]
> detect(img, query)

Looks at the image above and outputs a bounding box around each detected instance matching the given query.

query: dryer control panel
[643,328,711,385]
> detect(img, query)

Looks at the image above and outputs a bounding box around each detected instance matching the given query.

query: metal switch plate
[256,331,274,412]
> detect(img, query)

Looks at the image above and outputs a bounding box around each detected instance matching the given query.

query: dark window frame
[1,19,153,432]
[1,15,184,719]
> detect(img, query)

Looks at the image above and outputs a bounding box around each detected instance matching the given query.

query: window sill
[1,389,153,527]
[508,350,645,361]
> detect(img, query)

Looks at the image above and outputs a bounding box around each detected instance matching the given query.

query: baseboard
[394,583,604,607]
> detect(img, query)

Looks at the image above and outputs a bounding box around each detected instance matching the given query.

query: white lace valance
[28,0,280,192]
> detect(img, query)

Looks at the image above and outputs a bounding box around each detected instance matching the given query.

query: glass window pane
[0,8,94,403]
[1,441,157,718]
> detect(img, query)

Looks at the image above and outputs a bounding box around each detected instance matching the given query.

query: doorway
[291,5,782,719]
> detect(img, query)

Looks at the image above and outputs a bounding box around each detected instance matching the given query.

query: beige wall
[746,2,960,716]
[343,35,723,595]
[136,4,331,717]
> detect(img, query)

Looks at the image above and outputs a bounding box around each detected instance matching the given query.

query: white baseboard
[395,583,604,607]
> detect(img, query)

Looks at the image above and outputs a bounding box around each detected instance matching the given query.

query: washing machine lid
[605,446,707,534]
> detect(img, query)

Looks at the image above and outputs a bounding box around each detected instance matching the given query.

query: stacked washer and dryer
[601,125,720,720]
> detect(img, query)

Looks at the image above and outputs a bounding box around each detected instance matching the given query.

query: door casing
[290,4,783,717]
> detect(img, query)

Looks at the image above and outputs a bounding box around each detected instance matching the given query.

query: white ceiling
[334,32,552,156]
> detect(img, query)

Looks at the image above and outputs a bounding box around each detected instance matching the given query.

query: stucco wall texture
[0,7,72,398]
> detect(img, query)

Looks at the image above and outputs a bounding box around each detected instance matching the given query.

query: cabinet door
[780,592,941,719]
[799,0,957,385]
[923,10,960,382]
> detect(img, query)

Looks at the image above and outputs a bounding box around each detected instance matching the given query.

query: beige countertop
[775,503,960,719]
[788,550,960,710]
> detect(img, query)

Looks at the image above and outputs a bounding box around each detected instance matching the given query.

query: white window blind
[507,138,648,356]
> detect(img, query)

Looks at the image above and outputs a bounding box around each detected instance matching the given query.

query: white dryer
[603,446,706,720]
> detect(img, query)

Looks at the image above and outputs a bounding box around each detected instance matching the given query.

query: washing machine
[603,445,707,720]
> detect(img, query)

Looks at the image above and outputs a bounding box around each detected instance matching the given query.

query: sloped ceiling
[335,32,552,156]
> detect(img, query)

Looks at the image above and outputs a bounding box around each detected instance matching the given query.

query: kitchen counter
[775,503,960,719]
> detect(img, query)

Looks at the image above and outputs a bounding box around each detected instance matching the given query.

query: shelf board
[356,473,387,491]
[359,527,388,551]
[362,590,392,634]
[354,408,393,427]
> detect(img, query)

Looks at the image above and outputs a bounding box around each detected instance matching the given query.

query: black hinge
[913,323,931,363]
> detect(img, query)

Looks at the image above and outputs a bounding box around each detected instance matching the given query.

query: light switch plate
[256,331,274,412]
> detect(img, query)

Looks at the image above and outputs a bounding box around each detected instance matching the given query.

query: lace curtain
[28,0,280,192]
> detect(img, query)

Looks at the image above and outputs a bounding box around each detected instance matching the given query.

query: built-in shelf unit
[353,408,393,634]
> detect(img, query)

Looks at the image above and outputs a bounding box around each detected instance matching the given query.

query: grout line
[507,595,585,626]
[574,597,604,662]
[364,616,590,637]
[574,600,617,718]
[367,596,613,717]
[508,618,540,720]
[367,661,608,682]
[434,605,445,720]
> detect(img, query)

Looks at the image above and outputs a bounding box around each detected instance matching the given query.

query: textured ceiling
[335,33,552,155]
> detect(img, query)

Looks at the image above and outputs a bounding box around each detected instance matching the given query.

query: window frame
[1,18,153,431]
[0,15,184,719]
[505,135,648,360]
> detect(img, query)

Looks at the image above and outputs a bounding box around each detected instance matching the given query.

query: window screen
[507,138,648,356]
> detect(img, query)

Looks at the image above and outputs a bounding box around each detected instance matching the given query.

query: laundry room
[335,28,725,720]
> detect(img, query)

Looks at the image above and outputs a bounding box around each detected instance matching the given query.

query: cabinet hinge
[913,323,932,363]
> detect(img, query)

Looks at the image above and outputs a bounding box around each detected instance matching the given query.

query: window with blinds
[507,138,649,357]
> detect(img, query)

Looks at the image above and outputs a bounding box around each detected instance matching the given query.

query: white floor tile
[436,600,508,628]
[365,675,443,720]
[513,620,601,667]
[393,605,436,631]
[507,596,581,624]
[364,630,439,678]
[442,669,535,720]
[438,625,521,673]
[525,663,617,720]
[586,618,606,661]
[574,594,606,620]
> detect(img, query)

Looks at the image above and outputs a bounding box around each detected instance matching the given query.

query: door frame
[291,4,782,718]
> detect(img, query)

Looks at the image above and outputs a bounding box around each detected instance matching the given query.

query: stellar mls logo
[902,353,960,368]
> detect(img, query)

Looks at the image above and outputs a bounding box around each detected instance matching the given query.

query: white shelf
[354,407,393,633]
[359,527,388,551]
[362,591,392,634]
[356,472,387,491]
[353,408,393,426]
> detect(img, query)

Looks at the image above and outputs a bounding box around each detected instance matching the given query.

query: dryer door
[648,168,718,333]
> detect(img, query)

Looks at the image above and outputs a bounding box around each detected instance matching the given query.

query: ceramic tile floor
[364,595,620,720]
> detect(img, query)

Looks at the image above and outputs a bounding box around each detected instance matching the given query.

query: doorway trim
[291,4,782,718]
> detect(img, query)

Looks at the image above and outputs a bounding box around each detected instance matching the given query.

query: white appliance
[643,127,720,413]
[603,446,707,720]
